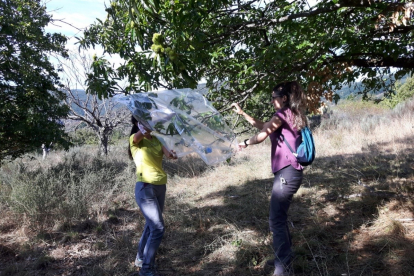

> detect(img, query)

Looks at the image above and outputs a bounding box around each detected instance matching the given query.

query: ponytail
[128,116,139,160]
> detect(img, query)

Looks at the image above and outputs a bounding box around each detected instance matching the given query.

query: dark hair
[128,115,139,160]
[273,81,307,129]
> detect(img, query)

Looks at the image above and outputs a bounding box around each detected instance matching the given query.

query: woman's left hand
[238,142,247,150]
[230,103,244,115]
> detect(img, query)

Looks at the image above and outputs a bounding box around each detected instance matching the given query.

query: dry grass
[0,98,413,276]
[316,100,414,156]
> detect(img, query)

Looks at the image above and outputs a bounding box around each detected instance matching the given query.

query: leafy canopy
[79,0,414,119]
[0,0,70,162]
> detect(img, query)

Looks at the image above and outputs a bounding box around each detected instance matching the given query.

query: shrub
[0,147,132,228]
[69,128,98,146]
[382,75,414,109]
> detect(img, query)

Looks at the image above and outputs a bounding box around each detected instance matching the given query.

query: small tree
[59,51,129,155]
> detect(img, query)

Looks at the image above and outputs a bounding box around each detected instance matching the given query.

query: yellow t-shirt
[130,134,167,184]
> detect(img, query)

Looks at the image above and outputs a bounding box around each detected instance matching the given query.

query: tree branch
[333,56,414,68]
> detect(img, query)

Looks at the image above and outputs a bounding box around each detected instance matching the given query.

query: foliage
[381,75,414,108]
[0,0,70,162]
[69,127,99,146]
[78,0,414,121]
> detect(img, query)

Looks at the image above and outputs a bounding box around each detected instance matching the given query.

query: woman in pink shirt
[231,81,307,276]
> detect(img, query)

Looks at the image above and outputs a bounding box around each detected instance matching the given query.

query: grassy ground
[0,99,413,276]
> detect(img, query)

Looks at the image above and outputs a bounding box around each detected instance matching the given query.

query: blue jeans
[135,182,166,271]
[269,165,303,270]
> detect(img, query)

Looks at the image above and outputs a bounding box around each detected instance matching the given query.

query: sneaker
[134,258,143,268]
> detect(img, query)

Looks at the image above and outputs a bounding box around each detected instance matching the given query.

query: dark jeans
[135,182,166,271]
[269,165,303,269]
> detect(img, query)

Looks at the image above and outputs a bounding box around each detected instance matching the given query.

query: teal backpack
[281,127,315,166]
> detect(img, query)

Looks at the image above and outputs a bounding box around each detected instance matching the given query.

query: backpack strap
[279,134,298,157]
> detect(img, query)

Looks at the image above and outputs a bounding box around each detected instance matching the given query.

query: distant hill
[65,89,97,116]
[335,74,409,99]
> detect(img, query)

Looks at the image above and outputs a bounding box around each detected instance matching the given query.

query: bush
[317,99,388,133]
[382,75,414,108]
[69,128,98,146]
[0,147,132,228]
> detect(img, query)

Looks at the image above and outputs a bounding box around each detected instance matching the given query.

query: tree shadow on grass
[157,137,414,275]
[1,138,412,276]
[286,136,414,276]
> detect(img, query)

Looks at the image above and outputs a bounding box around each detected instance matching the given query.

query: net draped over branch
[115,90,238,165]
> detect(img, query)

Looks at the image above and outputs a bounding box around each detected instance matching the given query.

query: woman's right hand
[138,122,152,136]
[231,103,243,115]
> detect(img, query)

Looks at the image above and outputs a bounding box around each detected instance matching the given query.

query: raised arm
[132,124,152,144]
[231,103,265,130]
[240,115,282,148]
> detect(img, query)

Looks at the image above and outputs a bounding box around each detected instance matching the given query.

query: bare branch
[57,50,130,154]
[50,18,84,32]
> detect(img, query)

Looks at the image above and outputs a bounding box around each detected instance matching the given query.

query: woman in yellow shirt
[128,116,177,276]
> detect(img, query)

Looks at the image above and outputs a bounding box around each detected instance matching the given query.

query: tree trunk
[97,127,112,155]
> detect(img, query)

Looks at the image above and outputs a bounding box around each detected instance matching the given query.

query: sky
[45,0,109,44]
[45,0,122,88]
